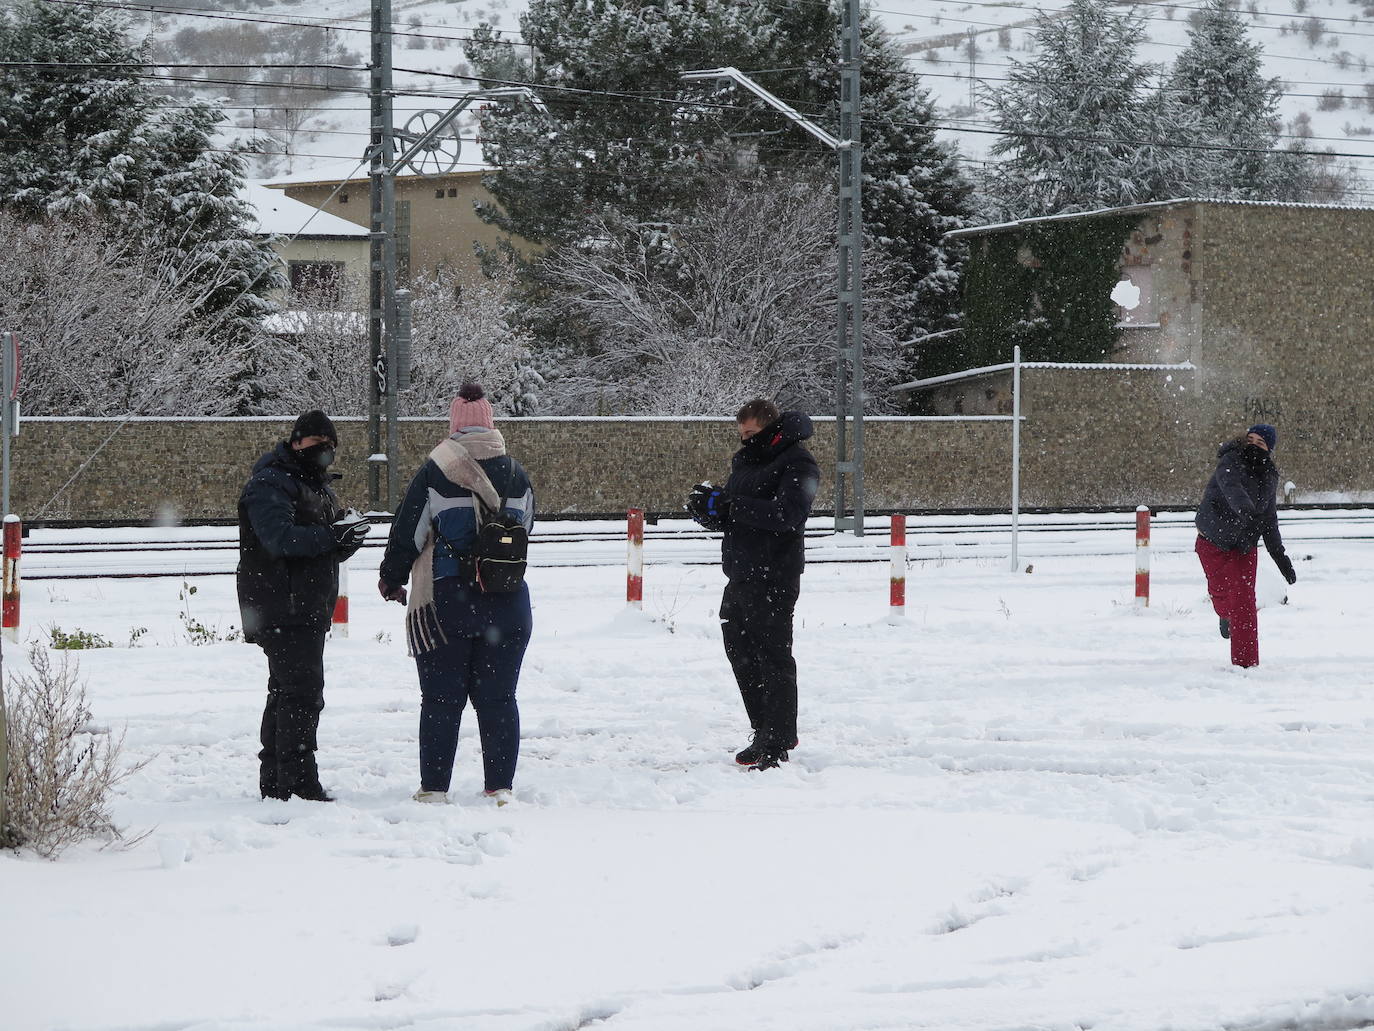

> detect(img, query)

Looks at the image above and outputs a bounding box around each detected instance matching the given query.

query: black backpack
[471,490,528,593]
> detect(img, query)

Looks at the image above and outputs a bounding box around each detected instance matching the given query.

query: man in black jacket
[686,399,820,770]
[238,410,369,801]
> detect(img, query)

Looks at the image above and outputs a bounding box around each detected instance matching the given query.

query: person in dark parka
[686,398,820,770]
[238,410,369,801]
[378,383,535,806]
[1195,423,1296,668]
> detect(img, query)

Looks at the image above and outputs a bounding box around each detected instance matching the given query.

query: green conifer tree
[1169,0,1309,199]
[0,0,280,409]
[466,1,971,385]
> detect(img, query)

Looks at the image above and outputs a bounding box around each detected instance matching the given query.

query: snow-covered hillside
[135,0,1374,218]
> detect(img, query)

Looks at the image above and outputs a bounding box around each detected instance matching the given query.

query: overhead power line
[14,4,1374,179]
[9,56,1372,166]
[10,55,1374,108]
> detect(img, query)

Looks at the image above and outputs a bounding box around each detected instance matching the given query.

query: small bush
[178,581,241,645]
[1319,88,1346,111]
[1,646,147,858]
[47,626,113,650]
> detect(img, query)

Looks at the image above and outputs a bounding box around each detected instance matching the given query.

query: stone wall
[1192,203,1374,498]
[11,416,1020,523]
[12,370,1361,524]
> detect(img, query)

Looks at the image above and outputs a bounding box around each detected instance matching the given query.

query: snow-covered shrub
[1,646,145,859]
[0,212,243,416]
[1318,88,1346,110]
[256,263,542,418]
[533,175,907,416]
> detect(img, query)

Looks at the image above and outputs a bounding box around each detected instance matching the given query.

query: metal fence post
[1010,345,1022,572]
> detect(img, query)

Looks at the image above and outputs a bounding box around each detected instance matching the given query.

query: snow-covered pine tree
[848,13,974,377]
[466,1,972,389]
[139,98,280,410]
[0,0,280,411]
[1168,0,1310,200]
[465,1,785,248]
[981,0,1206,219]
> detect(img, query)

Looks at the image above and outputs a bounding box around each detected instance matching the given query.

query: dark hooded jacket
[721,411,821,584]
[237,442,341,642]
[1196,439,1286,559]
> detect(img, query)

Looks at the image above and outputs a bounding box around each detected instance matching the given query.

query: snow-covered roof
[243,182,369,239]
[946,198,1374,240]
[262,157,494,189]
[894,360,1195,392]
[263,310,367,335]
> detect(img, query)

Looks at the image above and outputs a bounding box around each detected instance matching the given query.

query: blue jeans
[415,578,532,792]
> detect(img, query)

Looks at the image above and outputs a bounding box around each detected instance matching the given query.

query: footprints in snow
[726,935,856,992]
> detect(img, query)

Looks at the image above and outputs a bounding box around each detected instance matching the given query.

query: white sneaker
[481,788,513,807]
[412,789,448,804]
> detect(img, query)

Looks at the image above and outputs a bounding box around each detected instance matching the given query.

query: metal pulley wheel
[398,109,463,175]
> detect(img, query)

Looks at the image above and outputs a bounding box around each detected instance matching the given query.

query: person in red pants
[1194,424,1297,667]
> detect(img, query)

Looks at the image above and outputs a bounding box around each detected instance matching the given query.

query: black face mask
[1242,443,1269,463]
[295,442,336,470]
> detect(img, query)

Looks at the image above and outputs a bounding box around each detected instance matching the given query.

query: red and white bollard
[332,560,349,637]
[3,515,19,642]
[890,514,906,620]
[1135,505,1150,608]
[627,508,644,609]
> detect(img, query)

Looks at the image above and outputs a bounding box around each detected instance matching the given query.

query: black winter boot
[287,780,335,802]
[735,731,797,768]
[1219,618,1231,639]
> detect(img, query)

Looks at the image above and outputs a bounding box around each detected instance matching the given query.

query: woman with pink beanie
[378,382,535,805]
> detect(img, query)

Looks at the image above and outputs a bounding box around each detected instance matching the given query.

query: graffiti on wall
[1241,397,1317,443]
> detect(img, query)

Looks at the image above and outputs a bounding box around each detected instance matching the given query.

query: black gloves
[685,482,730,531]
[331,510,371,556]
[378,578,407,605]
[1274,553,1297,585]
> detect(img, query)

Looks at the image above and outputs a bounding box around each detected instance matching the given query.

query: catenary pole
[833,0,865,537]
[368,0,396,512]
[682,6,865,539]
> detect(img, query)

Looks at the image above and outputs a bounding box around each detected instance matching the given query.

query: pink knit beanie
[449,381,495,432]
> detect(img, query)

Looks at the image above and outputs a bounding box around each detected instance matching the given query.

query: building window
[339,193,349,203]
[435,189,445,199]
[447,187,457,197]
[1113,265,1157,326]
[288,260,345,304]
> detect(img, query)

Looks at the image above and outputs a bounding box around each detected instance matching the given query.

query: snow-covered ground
[4,516,1374,1030]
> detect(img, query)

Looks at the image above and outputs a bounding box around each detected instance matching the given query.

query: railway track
[18,511,1374,580]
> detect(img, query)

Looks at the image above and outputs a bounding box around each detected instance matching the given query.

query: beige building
[264,167,521,286]
[244,182,370,306]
